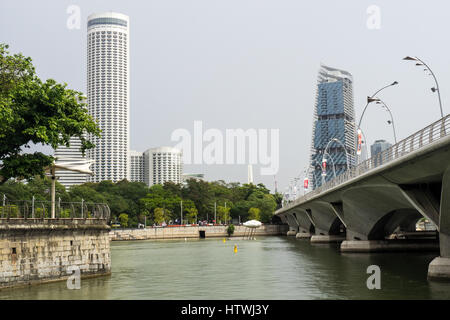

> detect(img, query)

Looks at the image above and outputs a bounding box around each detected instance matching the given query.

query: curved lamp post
[356,82,399,161]
[367,97,398,144]
[357,81,399,130]
[403,56,443,118]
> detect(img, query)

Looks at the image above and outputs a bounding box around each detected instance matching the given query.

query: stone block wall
[0,219,111,289]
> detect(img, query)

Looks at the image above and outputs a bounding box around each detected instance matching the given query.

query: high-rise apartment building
[86,12,130,183]
[130,150,144,183]
[54,137,87,189]
[143,147,182,186]
[309,64,356,189]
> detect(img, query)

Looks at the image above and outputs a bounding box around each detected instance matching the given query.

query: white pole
[225,202,227,225]
[180,200,183,225]
[214,201,217,224]
[32,195,35,218]
[81,198,84,218]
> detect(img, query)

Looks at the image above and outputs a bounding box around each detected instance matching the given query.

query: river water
[0,236,449,299]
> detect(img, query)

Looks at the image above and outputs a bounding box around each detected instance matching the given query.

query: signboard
[357,129,362,156]
[321,158,327,177]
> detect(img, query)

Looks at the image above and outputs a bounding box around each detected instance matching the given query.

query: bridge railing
[290,115,450,205]
[0,199,111,220]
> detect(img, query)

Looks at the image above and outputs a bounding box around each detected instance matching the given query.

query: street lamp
[403,56,444,118]
[356,82,399,161]
[365,97,398,144]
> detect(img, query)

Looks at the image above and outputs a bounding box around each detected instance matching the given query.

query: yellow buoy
[223,238,226,243]
[234,245,238,253]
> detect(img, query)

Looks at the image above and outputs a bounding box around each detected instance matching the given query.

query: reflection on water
[0,237,449,299]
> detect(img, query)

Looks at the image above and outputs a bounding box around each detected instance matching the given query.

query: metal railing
[285,114,450,207]
[0,199,111,220]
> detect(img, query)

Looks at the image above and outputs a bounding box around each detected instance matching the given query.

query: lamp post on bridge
[367,97,398,144]
[403,56,444,119]
[356,81,399,162]
[321,138,350,185]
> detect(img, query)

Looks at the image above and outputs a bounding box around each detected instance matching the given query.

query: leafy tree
[248,207,261,221]
[185,207,198,224]
[0,43,100,184]
[153,207,166,225]
[227,224,235,237]
[118,213,128,228]
[217,205,231,224]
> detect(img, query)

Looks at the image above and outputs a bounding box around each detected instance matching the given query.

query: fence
[0,199,110,220]
[287,114,450,206]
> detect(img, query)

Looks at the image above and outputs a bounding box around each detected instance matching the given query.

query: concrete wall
[110,224,288,241]
[0,219,111,289]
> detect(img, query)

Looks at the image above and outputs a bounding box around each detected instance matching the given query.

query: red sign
[357,129,362,155]
[321,158,327,176]
[303,177,309,189]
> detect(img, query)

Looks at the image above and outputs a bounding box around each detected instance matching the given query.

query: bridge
[275,115,450,280]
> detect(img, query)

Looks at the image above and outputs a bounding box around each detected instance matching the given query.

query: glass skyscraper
[309,65,356,189]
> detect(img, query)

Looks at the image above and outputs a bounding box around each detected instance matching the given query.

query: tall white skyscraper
[143,147,182,186]
[86,12,130,183]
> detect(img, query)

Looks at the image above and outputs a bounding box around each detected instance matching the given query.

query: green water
[0,236,449,299]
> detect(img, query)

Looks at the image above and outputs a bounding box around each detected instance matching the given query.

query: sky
[1,0,449,193]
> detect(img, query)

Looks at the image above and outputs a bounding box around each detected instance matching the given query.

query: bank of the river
[109,224,288,241]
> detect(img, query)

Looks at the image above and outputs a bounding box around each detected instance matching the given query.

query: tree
[248,207,261,221]
[153,207,166,225]
[185,207,198,224]
[217,205,231,224]
[118,213,128,228]
[0,44,100,184]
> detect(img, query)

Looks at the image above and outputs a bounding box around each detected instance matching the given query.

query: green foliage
[185,207,198,224]
[118,213,128,228]
[227,224,235,237]
[248,207,261,221]
[0,176,279,227]
[217,205,230,224]
[153,208,166,225]
[0,43,100,184]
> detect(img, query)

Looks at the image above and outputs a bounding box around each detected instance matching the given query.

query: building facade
[86,12,130,183]
[143,147,182,186]
[54,137,87,189]
[130,150,144,183]
[370,139,392,167]
[309,64,356,189]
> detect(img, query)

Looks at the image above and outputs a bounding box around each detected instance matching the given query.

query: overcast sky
[1,0,449,193]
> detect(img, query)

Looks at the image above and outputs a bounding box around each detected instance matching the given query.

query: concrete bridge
[275,115,450,280]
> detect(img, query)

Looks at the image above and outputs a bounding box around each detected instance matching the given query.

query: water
[0,236,449,299]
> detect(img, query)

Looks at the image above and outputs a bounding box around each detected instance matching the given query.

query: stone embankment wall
[0,219,111,289]
[110,224,289,241]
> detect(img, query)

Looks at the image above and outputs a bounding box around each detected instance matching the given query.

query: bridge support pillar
[311,234,345,244]
[428,166,450,281]
[296,227,312,239]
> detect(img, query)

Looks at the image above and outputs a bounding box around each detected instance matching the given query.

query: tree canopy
[0,43,100,184]
[0,178,281,227]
